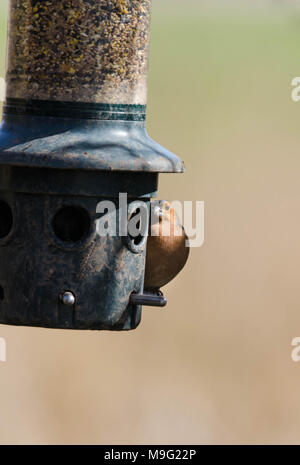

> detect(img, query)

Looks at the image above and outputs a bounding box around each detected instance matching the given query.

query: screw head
[60,291,75,306]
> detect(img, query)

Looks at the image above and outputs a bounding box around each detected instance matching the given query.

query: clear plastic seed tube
[6,0,152,104]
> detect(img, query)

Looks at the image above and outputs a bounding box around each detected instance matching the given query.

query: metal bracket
[130,290,167,308]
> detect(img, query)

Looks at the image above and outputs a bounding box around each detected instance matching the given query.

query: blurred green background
[2,0,300,444]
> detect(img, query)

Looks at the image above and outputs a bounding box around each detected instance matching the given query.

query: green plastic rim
[3,98,147,122]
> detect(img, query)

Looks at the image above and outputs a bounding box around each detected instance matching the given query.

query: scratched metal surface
[0,185,150,330]
[0,115,184,173]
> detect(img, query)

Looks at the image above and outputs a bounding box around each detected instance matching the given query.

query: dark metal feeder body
[0,0,183,330]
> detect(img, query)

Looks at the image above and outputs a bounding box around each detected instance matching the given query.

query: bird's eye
[153,206,163,218]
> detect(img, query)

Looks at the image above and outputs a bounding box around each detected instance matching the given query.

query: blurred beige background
[1,0,300,444]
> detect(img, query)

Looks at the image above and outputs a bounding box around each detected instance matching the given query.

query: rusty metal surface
[0,187,149,330]
[0,166,158,198]
[0,88,182,332]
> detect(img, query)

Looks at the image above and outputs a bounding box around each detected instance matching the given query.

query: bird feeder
[0,0,184,330]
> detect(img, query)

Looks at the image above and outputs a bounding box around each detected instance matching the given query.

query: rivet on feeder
[60,292,76,307]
